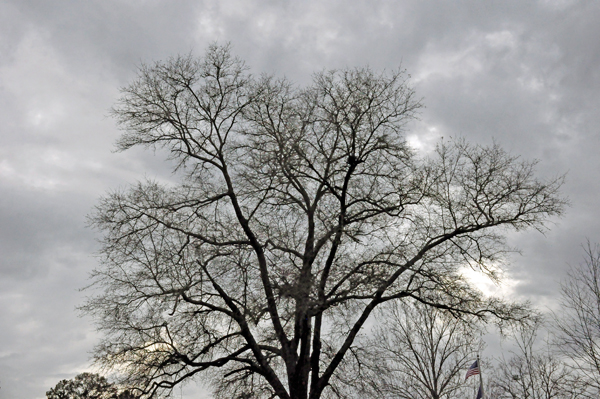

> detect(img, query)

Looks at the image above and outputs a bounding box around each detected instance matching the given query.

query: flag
[476,384,483,399]
[465,360,480,381]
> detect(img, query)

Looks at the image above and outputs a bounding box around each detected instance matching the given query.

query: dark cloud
[0,0,599,397]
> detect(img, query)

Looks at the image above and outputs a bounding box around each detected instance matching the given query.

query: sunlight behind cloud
[460,265,519,298]
[406,126,441,155]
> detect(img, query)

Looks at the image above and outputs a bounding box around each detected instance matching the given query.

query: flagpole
[477,353,485,399]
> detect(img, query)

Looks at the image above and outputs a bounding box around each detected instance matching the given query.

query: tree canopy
[84,44,566,399]
[46,373,137,399]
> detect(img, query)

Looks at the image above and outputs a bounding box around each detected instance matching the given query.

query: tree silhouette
[46,373,138,399]
[84,44,566,399]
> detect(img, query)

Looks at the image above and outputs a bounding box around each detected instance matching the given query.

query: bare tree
[84,44,566,399]
[554,242,600,394]
[491,321,589,399]
[340,301,484,399]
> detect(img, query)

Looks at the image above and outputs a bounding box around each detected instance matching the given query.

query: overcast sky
[1,1,599,398]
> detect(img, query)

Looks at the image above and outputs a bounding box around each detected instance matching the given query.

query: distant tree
[554,242,600,394]
[47,372,115,399]
[338,301,484,399]
[46,372,139,399]
[84,44,566,399]
[491,321,590,399]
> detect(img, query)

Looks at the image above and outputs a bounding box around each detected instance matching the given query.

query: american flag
[465,360,480,381]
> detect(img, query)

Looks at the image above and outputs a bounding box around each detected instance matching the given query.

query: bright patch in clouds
[406,126,441,154]
[461,266,519,298]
